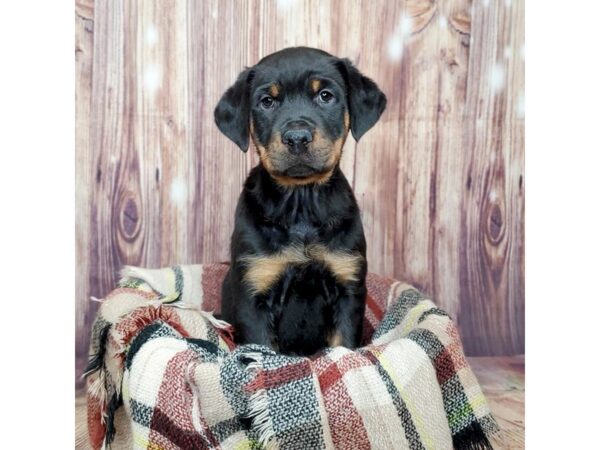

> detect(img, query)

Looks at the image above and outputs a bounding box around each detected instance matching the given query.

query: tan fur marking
[271,170,334,187]
[241,246,306,294]
[252,120,349,188]
[241,244,363,294]
[309,245,363,283]
[269,84,280,97]
[328,332,344,347]
[325,136,344,168]
[251,120,277,173]
[343,111,350,131]
[310,79,321,93]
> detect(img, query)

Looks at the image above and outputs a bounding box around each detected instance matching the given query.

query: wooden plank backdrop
[75,0,524,390]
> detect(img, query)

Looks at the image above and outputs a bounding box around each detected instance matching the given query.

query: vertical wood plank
[75,0,95,391]
[459,0,525,355]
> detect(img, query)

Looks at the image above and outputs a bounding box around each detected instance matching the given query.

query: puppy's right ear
[214,69,253,152]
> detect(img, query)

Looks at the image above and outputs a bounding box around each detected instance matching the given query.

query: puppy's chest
[242,221,363,296]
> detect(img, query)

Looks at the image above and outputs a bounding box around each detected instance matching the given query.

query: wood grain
[75,0,96,391]
[469,355,525,449]
[75,0,525,390]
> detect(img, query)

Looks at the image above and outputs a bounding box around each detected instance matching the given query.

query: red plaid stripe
[200,264,229,313]
[149,350,219,449]
[313,353,371,450]
[246,360,312,392]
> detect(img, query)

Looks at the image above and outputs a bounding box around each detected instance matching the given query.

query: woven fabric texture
[84,263,499,450]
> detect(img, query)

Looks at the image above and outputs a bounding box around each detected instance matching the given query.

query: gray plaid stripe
[367,350,426,450]
[207,417,245,443]
[406,327,445,360]
[129,398,154,428]
[372,289,423,340]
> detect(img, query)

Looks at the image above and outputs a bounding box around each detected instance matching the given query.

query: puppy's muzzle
[281,122,313,155]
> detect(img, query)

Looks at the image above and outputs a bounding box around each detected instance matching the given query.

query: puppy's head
[214,47,387,186]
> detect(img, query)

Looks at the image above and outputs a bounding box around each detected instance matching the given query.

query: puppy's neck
[245,164,351,227]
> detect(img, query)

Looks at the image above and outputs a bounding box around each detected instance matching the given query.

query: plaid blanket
[85,263,499,450]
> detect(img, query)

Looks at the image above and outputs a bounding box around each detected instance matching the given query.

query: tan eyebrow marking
[269,84,280,97]
[310,79,321,93]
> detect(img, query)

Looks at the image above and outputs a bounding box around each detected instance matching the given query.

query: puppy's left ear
[214,69,253,152]
[337,58,387,141]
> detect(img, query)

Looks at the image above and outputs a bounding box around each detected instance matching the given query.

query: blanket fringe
[82,324,111,379]
[198,310,232,330]
[87,371,108,424]
[104,392,122,447]
[452,422,499,450]
[243,352,278,450]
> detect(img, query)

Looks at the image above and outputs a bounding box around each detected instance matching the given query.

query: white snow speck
[489,188,498,201]
[505,0,512,7]
[170,178,187,205]
[399,14,413,37]
[387,14,413,62]
[276,0,300,12]
[490,63,506,94]
[504,46,512,59]
[144,64,161,94]
[146,25,158,47]
[517,92,525,119]
[438,15,448,30]
[482,0,490,7]
[387,34,404,61]
[319,3,326,16]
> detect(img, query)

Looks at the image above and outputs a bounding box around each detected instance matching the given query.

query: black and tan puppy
[214,47,386,356]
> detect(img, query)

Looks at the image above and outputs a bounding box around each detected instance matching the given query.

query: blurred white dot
[144,64,161,93]
[490,63,506,93]
[505,0,512,7]
[387,33,404,61]
[482,0,490,7]
[170,178,187,205]
[399,14,412,37]
[517,92,525,119]
[110,155,117,164]
[146,25,158,47]
[476,118,484,128]
[276,0,300,12]
[489,188,498,201]
[439,15,448,30]
[504,46,512,59]
[211,9,217,19]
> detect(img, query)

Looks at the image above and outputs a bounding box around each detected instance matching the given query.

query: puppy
[214,47,386,355]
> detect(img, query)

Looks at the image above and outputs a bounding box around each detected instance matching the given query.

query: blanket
[84,263,499,450]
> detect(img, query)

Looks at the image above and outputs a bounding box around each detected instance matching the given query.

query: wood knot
[487,203,504,243]
[449,10,471,35]
[119,194,141,241]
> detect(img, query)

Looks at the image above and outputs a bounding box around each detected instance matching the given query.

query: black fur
[215,47,386,355]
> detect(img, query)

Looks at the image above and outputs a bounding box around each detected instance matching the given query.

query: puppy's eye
[260,96,275,109]
[317,90,334,104]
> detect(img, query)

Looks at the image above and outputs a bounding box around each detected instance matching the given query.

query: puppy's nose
[282,128,313,153]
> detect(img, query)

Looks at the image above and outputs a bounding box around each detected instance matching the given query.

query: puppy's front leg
[330,285,367,349]
[234,294,275,348]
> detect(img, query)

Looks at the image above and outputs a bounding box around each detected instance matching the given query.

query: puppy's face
[215,47,386,186]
